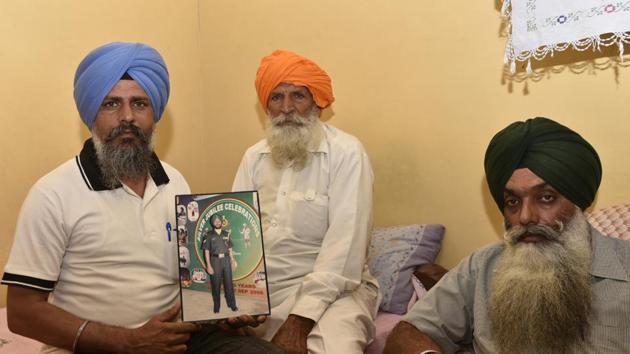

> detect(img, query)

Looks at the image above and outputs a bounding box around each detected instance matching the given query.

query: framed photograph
[175,191,270,322]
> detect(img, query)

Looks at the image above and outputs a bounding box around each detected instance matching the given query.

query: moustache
[105,122,147,143]
[272,113,308,127]
[504,222,563,245]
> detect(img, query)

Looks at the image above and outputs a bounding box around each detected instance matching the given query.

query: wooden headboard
[413,263,448,291]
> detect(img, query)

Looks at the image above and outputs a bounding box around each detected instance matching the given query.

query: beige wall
[2,1,630,307]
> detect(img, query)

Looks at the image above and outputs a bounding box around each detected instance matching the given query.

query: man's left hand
[224,315,266,328]
[271,314,315,354]
[214,315,266,335]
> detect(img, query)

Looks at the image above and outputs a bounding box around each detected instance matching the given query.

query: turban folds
[255,50,334,110]
[74,42,170,127]
[484,117,602,211]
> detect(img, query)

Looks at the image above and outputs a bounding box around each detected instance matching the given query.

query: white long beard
[265,110,324,171]
[488,208,593,354]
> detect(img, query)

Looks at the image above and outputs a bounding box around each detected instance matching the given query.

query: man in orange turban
[254,50,335,111]
[234,50,378,353]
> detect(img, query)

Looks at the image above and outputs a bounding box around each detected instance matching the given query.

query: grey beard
[92,123,156,189]
[489,208,592,354]
[265,110,323,171]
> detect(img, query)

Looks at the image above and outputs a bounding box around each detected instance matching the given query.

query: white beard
[265,109,324,171]
[488,208,593,354]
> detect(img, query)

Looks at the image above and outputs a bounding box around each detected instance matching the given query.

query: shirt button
[281,191,286,196]
[271,222,278,227]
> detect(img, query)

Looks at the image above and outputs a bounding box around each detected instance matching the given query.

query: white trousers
[255,281,380,354]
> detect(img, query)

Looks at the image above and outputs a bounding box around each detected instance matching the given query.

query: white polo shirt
[2,139,190,328]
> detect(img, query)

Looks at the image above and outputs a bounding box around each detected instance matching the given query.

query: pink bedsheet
[0,308,41,353]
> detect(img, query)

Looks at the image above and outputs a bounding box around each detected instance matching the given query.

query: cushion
[364,278,428,354]
[364,312,404,354]
[408,275,428,311]
[367,224,445,314]
[587,203,630,240]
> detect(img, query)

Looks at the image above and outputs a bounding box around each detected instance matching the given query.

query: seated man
[233,50,379,353]
[385,117,630,354]
[2,42,283,354]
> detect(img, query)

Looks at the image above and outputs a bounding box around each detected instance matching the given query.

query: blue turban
[73,42,170,127]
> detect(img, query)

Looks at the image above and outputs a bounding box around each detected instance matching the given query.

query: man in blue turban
[385,117,630,354]
[2,42,284,354]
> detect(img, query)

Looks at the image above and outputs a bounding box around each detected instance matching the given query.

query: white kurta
[233,123,379,353]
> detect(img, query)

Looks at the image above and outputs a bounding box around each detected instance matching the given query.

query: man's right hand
[7,286,200,354]
[206,266,214,275]
[120,303,200,354]
[271,314,314,354]
[383,321,442,354]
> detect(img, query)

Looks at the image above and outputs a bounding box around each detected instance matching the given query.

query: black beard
[93,122,155,189]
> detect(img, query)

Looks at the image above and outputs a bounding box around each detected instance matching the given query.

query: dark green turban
[484,117,602,211]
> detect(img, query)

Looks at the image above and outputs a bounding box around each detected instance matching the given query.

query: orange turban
[255,50,335,110]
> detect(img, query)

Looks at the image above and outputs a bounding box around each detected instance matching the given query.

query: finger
[238,326,256,336]
[167,343,188,354]
[158,332,192,347]
[165,321,201,333]
[215,322,233,332]
[237,315,258,327]
[167,332,192,345]
[226,314,256,328]
[225,316,243,326]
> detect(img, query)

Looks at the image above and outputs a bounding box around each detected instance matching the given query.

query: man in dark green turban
[385,117,630,354]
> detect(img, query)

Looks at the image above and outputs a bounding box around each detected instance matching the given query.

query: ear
[313,106,322,118]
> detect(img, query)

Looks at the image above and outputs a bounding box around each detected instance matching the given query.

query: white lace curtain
[503,0,630,73]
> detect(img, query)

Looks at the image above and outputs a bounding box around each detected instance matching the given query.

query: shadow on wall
[153,109,174,158]
[480,177,505,238]
[494,0,503,12]
[501,44,629,95]
[371,138,430,228]
[77,116,90,143]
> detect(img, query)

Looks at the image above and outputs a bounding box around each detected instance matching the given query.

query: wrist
[116,327,135,354]
[287,314,315,334]
[72,320,90,353]
[72,321,130,354]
